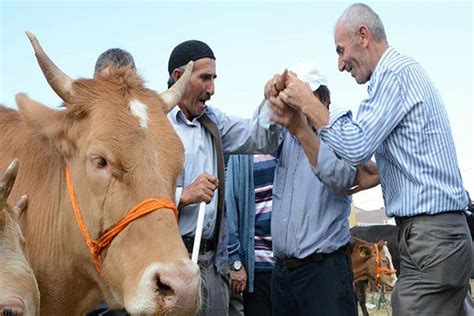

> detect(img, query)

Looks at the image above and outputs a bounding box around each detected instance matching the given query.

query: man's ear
[171,68,183,82]
[16,93,79,158]
[359,25,369,47]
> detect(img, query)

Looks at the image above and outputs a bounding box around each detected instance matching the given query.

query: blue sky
[1,1,472,209]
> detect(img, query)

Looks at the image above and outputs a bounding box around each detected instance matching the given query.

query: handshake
[263,62,331,135]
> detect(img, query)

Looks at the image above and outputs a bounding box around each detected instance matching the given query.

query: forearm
[312,141,357,192]
[293,124,320,168]
[301,99,330,130]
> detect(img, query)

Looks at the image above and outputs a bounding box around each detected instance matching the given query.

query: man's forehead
[334,25,343,41]
[192,58,216,76]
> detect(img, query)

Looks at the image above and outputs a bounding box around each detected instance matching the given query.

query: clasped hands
[264,69,321,133]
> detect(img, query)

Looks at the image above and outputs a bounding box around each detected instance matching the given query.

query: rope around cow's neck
[65,165,178,276]
[374,242,397,287]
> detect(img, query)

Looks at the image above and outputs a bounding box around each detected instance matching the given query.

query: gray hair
[94,48,136,75]
[336,3,387,43]
[167,65,187,88]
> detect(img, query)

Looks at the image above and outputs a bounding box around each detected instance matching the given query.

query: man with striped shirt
[269,3,470,315]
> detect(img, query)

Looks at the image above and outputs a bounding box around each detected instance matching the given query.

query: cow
[351,225,399,315]
[0,32,200,315]
[1,160,40,316]
[351,225,400,274]
[349,237,397,316]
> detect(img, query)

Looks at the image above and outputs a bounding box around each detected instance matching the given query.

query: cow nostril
[155,275,174,298]
[1,307,24,316]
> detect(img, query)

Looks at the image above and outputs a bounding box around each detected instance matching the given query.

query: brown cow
[0,32,200,315]
[0,160,40,316]
[350,237,397,316]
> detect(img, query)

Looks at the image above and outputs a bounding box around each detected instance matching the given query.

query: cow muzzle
[125,261,201,315]
[0,297,25,316]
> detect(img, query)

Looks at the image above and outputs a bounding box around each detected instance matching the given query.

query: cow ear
[359,244,372,257]
[16,93,75,158]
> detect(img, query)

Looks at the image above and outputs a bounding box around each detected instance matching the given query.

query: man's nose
[338,56,345,72]
[206,80,215,96]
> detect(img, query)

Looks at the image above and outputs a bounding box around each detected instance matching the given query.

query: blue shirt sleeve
[312,139,356,192]
[226,155,242,263]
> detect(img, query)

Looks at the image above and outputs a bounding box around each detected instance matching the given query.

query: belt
[276,245,348,269]
[395,210,464,226]
[182,237,217,254]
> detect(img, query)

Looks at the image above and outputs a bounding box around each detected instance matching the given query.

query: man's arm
[346,160,380,195]
[277,69,407,166]
[225,155,248,294]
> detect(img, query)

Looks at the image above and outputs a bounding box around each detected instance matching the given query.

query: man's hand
[277,72,318,111]
[346,160,380,195]
[230,266,247,294]
[179,173,218,208]
[269,98,309,136]
[264,69,288,99]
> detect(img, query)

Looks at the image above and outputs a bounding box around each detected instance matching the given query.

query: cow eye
[94,157,108,169]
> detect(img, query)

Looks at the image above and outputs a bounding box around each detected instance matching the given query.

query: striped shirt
[253,154,277,271]
[320,47,467,217]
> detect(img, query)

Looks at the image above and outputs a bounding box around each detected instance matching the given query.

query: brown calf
[0,160,40,316]
[350,237,397,316]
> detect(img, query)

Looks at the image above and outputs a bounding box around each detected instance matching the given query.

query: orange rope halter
[374,243,397,287]
[65,166,178,275]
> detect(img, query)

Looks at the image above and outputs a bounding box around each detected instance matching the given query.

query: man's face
[177,58,216,120]
[334,23,371,84]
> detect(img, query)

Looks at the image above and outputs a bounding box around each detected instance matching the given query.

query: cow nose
[0,297,25,316]
[153,261,201,313]
[126,261,201,315]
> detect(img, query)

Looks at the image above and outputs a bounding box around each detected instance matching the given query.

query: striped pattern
[253,154,277,270]
[320,47,467,217]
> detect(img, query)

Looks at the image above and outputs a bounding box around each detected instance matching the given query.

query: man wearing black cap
[167,40,281,315]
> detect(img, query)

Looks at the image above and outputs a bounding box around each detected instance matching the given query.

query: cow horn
[159,61,193,113]
[0,159,19,209]
[13,195,28,218]
[25,31,74,102]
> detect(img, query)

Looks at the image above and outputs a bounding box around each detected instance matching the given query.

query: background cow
[349,237,397,316]
[0,32,199,315]
[351,225,399,274]
[0,160,40,316]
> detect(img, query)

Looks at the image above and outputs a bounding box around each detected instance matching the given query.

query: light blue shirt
[320,47,468,217]
[168,104,281,239]
[271,129,356,259]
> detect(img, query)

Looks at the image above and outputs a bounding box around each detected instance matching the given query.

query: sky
[1,0,472,210]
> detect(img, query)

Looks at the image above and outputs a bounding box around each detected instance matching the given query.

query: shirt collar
[368,46,397,93]
[169,105,209,126]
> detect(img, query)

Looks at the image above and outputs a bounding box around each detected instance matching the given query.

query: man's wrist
[301,102,329,130]
[230,260,243,271]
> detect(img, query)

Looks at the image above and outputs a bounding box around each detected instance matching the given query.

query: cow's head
[16,32,200,314]
[350,237,397,289]
[0,160,40,316]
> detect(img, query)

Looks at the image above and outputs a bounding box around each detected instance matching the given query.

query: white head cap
[289,61,328,91]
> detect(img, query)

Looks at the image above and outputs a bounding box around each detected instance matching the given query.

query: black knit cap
[168,40,215,75]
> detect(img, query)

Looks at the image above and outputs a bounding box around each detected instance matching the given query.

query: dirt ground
[357,280,474,316]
